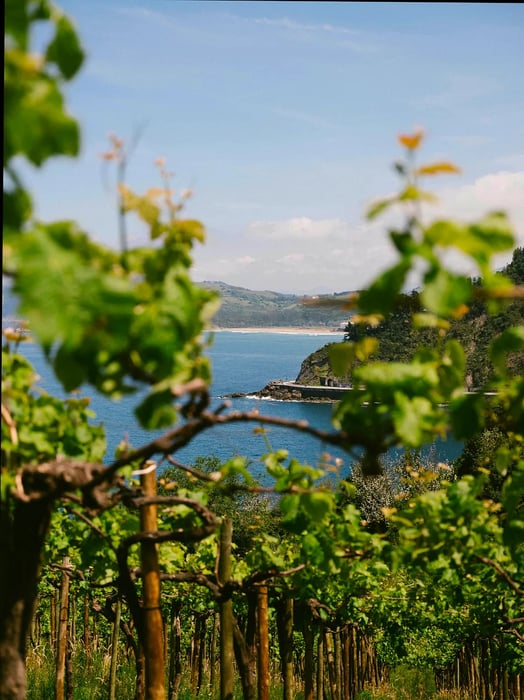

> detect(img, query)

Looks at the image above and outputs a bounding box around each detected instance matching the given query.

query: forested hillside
[1,280,352,331]
[296,248,524,388]
[201,281,352,328]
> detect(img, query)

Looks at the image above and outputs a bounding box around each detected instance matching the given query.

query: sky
[22,1,524,294]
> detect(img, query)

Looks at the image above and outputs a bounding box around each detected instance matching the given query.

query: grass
[356,691,472,700]
[355,666,475,700]
[26,645,288,700]
[27,650,473,700]
[27,646,136,700]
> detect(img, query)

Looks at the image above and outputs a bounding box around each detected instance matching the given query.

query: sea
[6,326,463,484]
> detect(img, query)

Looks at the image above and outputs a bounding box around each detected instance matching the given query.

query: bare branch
[166,455,217,483]
[159,571,220,597]
[17,457,121,509]
[1,402,18,446]
[475,554,524,596]
[67,507,118,554]
[95,406,360,488]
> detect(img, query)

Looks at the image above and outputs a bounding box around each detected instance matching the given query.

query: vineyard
[15,453,521,700]
[2,2,523,700]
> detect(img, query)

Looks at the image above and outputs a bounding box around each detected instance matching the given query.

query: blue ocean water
[12,331,463,482]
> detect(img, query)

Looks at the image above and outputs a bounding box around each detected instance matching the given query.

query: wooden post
[324,629,338,700]
[209,612,219,696]
[109,597,121,700]
[303,618,315,700]
[50,590,57,651]
[334,631,342,699]
[140,464,165,700]
[257,585,270,700]
[351,626,358,698]
[316,630,324,700]
[219,517,234,700]
[168,599,182,700]
[55,556,70,700]
[342,627,350,700]
[82,593,90,652]
[278,597,294,700]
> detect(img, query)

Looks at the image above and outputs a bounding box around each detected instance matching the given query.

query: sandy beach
[208,327,345,335]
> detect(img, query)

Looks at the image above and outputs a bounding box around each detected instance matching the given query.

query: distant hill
[2,278,353,330]
[201,281,353,329]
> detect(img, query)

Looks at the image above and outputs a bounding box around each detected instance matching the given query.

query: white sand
[208,327,344,335]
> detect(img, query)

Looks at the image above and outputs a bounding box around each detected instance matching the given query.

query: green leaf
[45,14,84,79]
[391,393,436,447]
[301,491,334,523]
[412,312,450,330]
[438,339,466,397]
[166,220,206,245]
[423,219,465,248]
[6,0,51,49]
[53,344,87,391]
[366,197,394,221]
[449,393,485,439]
[421,268,472,317]
[329,342,354,377]
[490,326,524,375]
[398,185,437,204]
[423,213,514,269]
[136,197,160,225]
[358,259,411,315]
[135,389,177,429]
[280,493,300,520]
[390,230,417,255]
[355,361,439,397]
[3,185,32,230]
[264,451,289,480]
[468,212,515,254]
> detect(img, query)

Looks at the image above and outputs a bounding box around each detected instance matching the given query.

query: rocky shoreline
[223,380,351,403]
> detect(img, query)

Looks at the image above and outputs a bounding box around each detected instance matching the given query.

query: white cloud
[194,170,524,294]
[271,107,336,130]
[248,217,349,240]
[276,252,306,264]
[431,171,524,274]
[115,6,170,24]
[254,17,360,37]
[195,216,398,293]
[435,171,524,234]
[417,75,498,111]
[253,16,375,53]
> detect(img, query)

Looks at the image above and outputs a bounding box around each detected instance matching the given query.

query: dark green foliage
[454,426,514,499]
[159,455,281,556]
[342,452,455,534]
[388,666,437,700]
[504,246,524,285]
[345,291,438,364]
[296,249,524,389]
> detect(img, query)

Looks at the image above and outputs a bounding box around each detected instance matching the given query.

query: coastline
[208,326,344,336]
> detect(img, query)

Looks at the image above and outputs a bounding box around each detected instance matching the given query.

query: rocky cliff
[294,342,351,386]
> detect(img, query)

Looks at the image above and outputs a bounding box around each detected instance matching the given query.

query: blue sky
[24,1,524,293]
